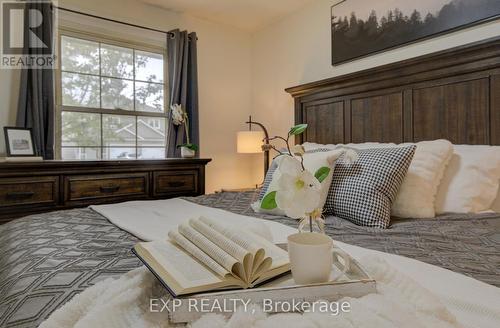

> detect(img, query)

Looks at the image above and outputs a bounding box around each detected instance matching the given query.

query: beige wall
[0,0,261,192]
[251,0,500,141]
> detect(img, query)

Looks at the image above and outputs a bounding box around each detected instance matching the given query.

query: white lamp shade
[237,131,264,153]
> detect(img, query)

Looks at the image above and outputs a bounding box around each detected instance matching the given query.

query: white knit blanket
[41,252,500,328]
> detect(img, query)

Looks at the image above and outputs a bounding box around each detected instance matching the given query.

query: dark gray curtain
[166,29,199,157]
[16,1,55,159]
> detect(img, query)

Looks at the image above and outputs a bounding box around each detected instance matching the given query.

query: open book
[133,216,290,296]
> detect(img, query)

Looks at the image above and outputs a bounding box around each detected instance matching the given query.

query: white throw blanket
[90,199,293,243]
[40,199,500,328]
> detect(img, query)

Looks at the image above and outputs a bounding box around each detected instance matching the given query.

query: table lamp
[237,116,270,175]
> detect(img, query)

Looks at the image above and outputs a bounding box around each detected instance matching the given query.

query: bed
[1,191,499,327]
[2,38,500,327]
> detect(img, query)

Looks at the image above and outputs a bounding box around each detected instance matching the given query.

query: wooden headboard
[286,37,500,146]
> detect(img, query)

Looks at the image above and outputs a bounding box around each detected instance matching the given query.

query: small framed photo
[4,127,36,157]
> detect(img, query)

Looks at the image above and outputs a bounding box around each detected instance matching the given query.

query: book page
[199,216,263,254]
[189,219,250,264]
[199,217,288,279]
[168,230,228,278]
[135,241,245,296]
[178,223,247,282]
[199,217,267,276]
[248,231,289,270]
[189,218,252,282]
[138,241,224,288]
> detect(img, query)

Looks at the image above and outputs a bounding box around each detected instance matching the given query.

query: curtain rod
[54,6,197,40]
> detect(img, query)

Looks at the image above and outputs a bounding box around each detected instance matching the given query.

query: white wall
[251,0,500,140]
[0,0,261,192]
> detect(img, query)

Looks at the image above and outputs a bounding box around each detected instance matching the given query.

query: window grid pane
[61,111,101,147]
[101,77,134,111]
[60,35,166,160]
[61,72,100,108]
[100,43,134,79]
[61,36,99,75]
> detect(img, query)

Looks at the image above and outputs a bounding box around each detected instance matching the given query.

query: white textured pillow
[436,145,500,214]
[391,140,453,218]
[252,149,344,216]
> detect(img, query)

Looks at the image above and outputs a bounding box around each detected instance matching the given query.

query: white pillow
[252,149,344,216]
[391,140,453,218]
[435,145,500,214]
[303,140,454,218]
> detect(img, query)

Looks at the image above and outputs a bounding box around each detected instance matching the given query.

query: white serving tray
[159,245,376,324]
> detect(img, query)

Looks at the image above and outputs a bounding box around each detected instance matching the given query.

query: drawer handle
[167,181,186,188]
[6,191,35,200]
[100,185,121,193]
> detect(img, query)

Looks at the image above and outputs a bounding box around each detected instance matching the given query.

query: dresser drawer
[154,170,198,196]
[0,177,59,207]
[65,173,149,202]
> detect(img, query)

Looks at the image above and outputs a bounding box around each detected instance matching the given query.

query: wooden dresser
[0,158,211,223]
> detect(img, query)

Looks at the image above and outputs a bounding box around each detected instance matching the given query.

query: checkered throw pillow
[325,146,416,228]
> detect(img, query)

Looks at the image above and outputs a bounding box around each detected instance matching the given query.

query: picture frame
[331,0,500,65]
[4,127,37,157]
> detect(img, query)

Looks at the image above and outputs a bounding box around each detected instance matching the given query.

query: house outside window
[56,30,168,160]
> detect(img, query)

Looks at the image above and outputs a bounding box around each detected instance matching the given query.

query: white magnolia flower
[275,156,321,219]
[170,104,185,126]
[290,144,305,156]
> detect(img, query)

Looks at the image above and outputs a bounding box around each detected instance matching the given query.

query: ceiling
[140,0,316,32]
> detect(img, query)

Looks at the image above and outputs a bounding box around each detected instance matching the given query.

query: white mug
[287,232,351,285]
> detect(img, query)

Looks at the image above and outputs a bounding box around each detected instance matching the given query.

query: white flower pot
[181,147,195,158]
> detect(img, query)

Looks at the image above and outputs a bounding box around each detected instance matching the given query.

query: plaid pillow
[325,146,416,228]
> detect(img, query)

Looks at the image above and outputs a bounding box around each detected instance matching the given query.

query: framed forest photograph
[331,0,500,65]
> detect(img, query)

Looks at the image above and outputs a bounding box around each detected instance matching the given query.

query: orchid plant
[260,124,329,233]
[170,104,198,152]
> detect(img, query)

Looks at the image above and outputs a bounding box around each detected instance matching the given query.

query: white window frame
[55,27,169,160]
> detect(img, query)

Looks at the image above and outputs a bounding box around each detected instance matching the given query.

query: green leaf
[261,191,278,210]
[314,167,331,183]
[289,124,308,136]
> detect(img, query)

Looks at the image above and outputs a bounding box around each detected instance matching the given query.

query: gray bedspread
[0,191,499,327]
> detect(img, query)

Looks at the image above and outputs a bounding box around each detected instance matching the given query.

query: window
[58,33,167,160]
